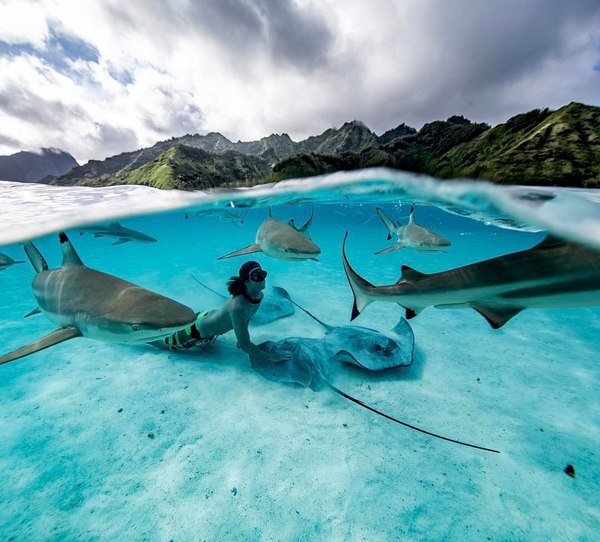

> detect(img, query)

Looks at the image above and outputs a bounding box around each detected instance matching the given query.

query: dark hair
[227,276,247,296]
[239,260,263,281]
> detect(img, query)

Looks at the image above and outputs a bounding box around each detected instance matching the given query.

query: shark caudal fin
[217,244,262,260]
[376,207,397,240]
[341,232,375,321]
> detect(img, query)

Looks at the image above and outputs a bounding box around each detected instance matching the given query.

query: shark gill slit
[326,383,500,454]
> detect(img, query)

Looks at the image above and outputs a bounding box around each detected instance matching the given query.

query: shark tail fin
[218,244,262,260]
[376,207,398,239]
[325,382,499,453]
[342,232,374,321]
[59,232,84,266]
[23,242,48,273]
[0,326,82,366]
[298,207,315,237]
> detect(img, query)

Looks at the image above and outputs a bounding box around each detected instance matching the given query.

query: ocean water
[0,169,599,541]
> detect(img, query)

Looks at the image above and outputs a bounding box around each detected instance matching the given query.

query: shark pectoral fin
[24,307,41,318]
[0,326,82,366]
[309,257,320,262]
[374,244,405,255]
[471,304,523,329]
[218,244,262,260]
[112,239,129,245]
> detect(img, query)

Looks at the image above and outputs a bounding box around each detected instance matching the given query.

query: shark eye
[132,324,141,331]
[375,344,384,352]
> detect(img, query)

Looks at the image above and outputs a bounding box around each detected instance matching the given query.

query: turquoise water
[0,171,599,540]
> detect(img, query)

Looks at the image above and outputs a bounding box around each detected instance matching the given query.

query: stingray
[272,286,414,370]
[250,338,499,453]
[191,274,294,325]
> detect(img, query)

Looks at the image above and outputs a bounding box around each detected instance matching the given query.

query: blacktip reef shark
[218,208,321,261]
[0,252,25,271]
[272,286,414,370]
[375,205,451,254]
[0,232,197,366]
[191,274,295,325]
[342,232,600,328]
[78,222,157,245]
[251,338,498,453]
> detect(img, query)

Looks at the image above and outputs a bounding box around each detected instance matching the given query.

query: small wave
[1,168,599,248]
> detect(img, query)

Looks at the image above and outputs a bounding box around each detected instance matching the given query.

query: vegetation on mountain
[50,102,599,189]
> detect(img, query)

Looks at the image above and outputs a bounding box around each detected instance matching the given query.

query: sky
[0,0,599,165]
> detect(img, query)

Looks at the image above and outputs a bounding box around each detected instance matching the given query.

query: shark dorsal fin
[59,232,84,266]
[408,205,416,224]
[399,265,426,283]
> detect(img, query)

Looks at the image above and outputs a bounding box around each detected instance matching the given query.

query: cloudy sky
[0,0,599,164]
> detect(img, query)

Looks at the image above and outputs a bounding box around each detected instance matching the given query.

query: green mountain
[435,103,600,187]
[52,102,600,189]
[53,145,271,190]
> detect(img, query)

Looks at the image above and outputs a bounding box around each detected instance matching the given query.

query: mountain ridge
[0,148,78,183]
[47,102,600,189]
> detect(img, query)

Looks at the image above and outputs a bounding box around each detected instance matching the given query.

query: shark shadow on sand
[0,233,196,366]
[191,274,294,325]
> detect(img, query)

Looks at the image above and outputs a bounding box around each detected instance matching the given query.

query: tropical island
[51,102,599,190]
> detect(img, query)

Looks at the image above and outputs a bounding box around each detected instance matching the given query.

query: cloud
[0,0,598,163]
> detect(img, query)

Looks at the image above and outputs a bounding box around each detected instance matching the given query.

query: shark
[375,205,451,254]
[191,274,295,325]
[218,209,321,261]
[251,338,498,453]
[0,252,25,271]
[0,232,197,366]
[272,286,414,370]
[342,232,600,328]
[78,222,157,245]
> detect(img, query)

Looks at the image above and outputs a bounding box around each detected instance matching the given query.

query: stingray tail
[325,382,499,454]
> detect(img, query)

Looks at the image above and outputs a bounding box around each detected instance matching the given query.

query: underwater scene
[0,170,599,541]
